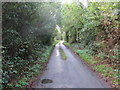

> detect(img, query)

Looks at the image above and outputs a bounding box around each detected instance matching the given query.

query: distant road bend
[32,42,110,88]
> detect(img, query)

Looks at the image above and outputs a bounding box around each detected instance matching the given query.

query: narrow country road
[32,42,109,88]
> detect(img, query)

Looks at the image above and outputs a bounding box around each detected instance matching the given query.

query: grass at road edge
[63,42,118,88]
[59,47,67,60]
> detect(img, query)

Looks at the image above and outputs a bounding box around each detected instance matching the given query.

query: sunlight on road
[56,41,64,57]
[56,49,60,56]
[56,43,60,56]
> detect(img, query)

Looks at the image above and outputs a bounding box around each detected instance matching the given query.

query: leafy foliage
[2,2,60,88]
[61,2,119,67]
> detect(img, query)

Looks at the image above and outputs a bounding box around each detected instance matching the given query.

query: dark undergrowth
[2,41,58,88]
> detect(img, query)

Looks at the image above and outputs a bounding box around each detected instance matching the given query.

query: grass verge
[64,42,119,88]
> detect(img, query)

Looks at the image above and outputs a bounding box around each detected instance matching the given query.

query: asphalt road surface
[32,42,109,88]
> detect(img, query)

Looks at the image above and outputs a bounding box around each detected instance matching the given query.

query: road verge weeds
[63,42,119,88]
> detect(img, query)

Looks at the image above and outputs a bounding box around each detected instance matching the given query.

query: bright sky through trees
[61,0,73,4]
[56,25,61,33]
[61,0,88,8]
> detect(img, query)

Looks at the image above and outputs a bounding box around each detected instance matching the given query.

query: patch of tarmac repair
[41,79,53,84]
